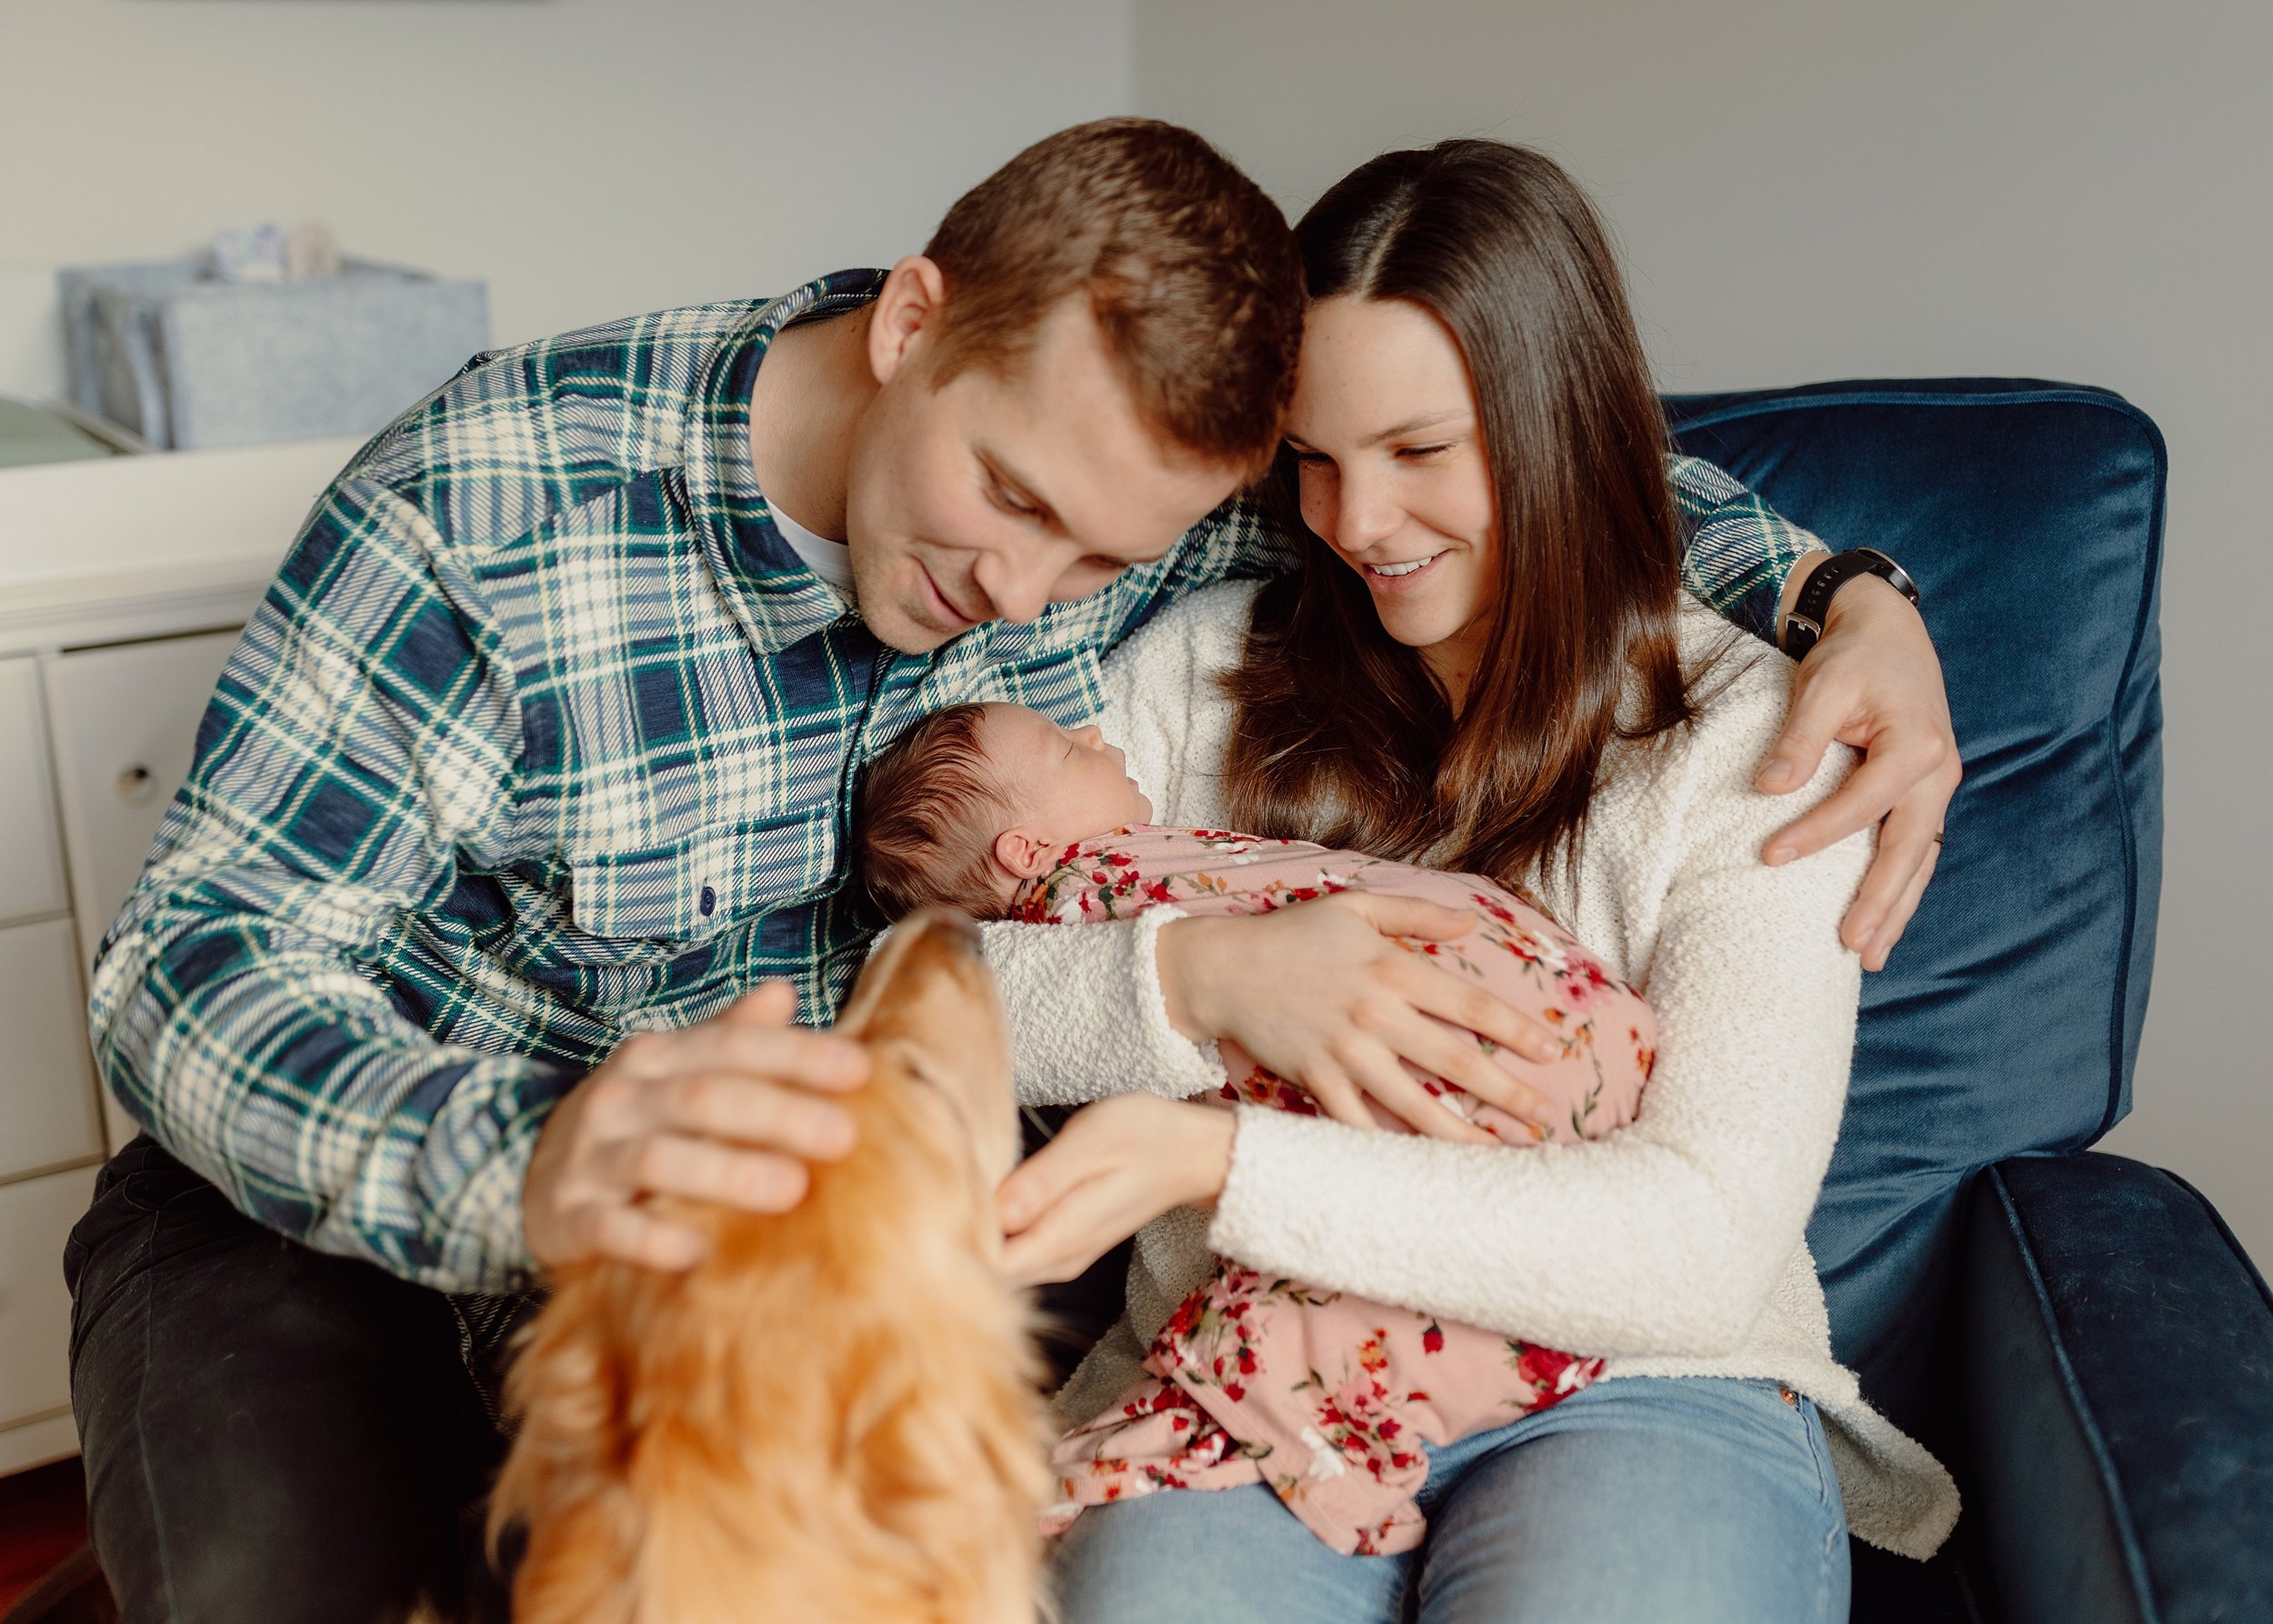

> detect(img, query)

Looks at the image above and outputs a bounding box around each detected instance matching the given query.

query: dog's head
[835,908,1022,1201]
[496,907,1046,1624]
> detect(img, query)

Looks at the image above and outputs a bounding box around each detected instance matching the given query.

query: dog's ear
[840,911,1019,1182]
[837,910,986,1037]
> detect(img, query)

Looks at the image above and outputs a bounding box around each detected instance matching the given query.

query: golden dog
[490,911,1050,1623]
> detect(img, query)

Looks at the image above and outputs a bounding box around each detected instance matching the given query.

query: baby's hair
[854,703,1017,921]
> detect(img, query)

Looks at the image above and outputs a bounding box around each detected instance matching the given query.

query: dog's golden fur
[490,912,1052,1623]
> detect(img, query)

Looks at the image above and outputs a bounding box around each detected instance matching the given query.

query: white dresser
[0,425,358,1476]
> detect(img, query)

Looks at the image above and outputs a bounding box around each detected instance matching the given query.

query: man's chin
[861,596,959,655]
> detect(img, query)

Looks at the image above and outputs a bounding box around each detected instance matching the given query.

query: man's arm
[91,477,570,1291]
[95,476,876,1288]
[1669,454,1959,968]
[1177,456,1956,967]
[1671,453,1821,641]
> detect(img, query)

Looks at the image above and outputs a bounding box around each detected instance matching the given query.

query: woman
[982,141,1957,1621]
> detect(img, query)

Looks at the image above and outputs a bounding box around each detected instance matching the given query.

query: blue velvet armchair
[1667,382,2273,1622]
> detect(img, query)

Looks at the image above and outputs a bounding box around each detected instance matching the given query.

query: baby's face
[977,704,1153,848]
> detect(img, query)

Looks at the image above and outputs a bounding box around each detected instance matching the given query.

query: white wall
[1135,0,2273,1262]
[0,0,1133,346]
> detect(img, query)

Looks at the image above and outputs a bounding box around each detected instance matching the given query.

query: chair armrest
[1956,1152,2273,1624]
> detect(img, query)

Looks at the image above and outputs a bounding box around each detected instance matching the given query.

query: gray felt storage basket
[60,259,489,450]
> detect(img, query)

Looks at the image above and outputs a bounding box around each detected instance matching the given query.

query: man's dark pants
[65,1138,514,1623]
[65,1117,1125,1622]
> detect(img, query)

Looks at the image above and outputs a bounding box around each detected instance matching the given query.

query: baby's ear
[992,827,1056,881]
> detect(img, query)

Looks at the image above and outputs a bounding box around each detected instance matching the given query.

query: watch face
[1857,550,1920,604]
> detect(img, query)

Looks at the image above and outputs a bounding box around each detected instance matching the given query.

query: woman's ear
[868,256,948,387]
[991,827,1056,882]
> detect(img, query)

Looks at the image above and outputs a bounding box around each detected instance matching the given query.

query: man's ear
[991,826,1056,882]
[868,256,948,388]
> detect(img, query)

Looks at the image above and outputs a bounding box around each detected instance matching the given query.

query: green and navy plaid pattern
[89,270,1817,1292]
[1672,455,1812,642]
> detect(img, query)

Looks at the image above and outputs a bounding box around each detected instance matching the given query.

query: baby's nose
[1073,725,1106,748]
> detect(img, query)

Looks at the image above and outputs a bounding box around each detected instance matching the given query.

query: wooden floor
[0,1460,87,1614]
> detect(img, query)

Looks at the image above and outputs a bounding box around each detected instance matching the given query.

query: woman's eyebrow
[1361,411,1468,448]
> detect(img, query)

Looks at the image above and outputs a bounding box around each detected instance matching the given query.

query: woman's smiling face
[1285,296,1498,693]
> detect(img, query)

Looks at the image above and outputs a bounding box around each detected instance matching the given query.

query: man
[66,119,1955,1621]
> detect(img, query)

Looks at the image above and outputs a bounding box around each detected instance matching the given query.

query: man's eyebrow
[977,448,1060,528]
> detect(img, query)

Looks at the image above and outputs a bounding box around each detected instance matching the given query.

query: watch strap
[1783,547,1920,659]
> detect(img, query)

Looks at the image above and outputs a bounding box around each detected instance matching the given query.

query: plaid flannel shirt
[89,270,1818,1292]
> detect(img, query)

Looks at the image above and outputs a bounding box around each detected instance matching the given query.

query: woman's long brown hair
[1221,140,1698,890]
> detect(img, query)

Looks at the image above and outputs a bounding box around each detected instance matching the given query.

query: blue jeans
[1048,1375,1850,1624]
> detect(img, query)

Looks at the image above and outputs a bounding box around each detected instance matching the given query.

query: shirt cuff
[1727,577,1795,648]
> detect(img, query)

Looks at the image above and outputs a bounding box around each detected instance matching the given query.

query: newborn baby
[853,702,1657,1556]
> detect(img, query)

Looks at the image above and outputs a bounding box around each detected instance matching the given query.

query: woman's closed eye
[1396,442,1454,461]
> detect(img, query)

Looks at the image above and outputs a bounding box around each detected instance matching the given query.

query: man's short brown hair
[923,118,1304,476]
[854,705,1016,921]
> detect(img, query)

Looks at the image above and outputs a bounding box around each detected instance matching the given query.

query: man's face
[844,291,1246,655]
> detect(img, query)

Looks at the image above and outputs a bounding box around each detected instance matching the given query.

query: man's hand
[522,981,871,1272]
[996,1095,1235,1287]
[1157,893,1558,1141]
[1757,555,1962,971]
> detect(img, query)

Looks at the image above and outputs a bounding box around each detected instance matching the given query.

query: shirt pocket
[565,803,839,947]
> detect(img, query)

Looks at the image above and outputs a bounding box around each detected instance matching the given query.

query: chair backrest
[1668,380,2167,1436]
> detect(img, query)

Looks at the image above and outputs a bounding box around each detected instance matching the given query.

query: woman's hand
[1157,893,1558,1142]
[1757,560,1961,971]
[996,1095,1235,1287]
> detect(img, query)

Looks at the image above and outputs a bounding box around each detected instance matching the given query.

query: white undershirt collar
[768,502,856,601]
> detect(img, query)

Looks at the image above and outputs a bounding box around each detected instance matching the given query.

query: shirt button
[698,885,716,917]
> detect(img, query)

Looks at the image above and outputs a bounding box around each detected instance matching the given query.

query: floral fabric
[1019,827,1657,1554]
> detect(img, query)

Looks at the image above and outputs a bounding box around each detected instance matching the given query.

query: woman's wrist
[1156,915,1229,1043]
[1175,1100,1237,1209]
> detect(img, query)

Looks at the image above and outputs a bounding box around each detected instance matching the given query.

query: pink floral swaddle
[1016,827,1657,1556]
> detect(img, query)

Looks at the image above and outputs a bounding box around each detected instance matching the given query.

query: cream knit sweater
[977,580,1958,1559]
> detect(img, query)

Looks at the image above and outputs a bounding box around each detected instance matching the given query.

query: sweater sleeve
[980,583,1255,1107]
[1206,657,1870,1359]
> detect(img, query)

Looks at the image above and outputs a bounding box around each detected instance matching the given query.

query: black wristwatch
[1781,547,1920,659]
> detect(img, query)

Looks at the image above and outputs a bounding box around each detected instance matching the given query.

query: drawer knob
[116,765,157,807]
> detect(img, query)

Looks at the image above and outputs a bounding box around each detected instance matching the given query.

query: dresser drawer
[44,628,241,955]
[0,656,68,927]
[0,917,103,1180]
[0,1163,95,1432]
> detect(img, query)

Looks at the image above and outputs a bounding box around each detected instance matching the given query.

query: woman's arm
[1203,665,1869,1358]
[980,582,1556,1128]
[979,583,1247,1108]
[981,907,1224,1107]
